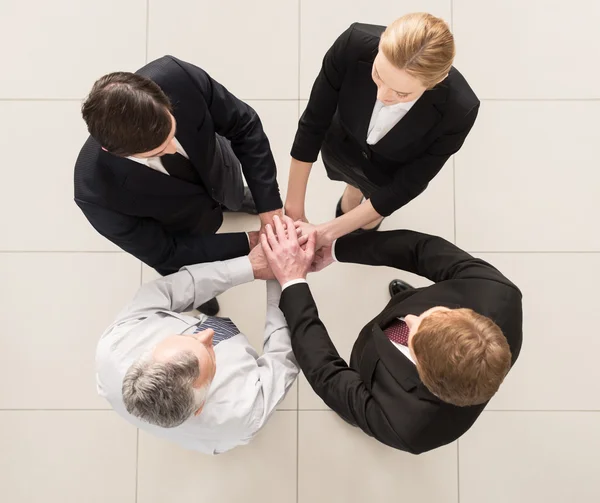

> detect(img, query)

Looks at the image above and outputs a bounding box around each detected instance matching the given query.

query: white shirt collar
[126,137,186,166]
[381,97,419,112]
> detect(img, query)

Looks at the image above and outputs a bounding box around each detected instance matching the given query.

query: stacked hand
[249,214,336,283]
[260,215,318,285]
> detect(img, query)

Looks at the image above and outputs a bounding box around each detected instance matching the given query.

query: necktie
[384,318,410,346]
[161,152,203,185]
[194,316,240,346]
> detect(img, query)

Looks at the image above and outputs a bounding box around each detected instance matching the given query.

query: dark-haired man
[74,56,282,314]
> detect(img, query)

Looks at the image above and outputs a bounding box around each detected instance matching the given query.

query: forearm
[253,281,299,427]
[334,230,508,284]
[114,257,255,323]
[284,158,313,217]
[318,199,382,242]
[264,280,288,338]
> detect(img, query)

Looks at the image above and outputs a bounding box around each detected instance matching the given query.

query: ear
[194,405,204,416]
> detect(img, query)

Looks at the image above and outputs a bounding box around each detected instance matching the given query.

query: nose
[195,328,215,345]
[165,139,178,155]
[404,314,418,330]
[376,86,395,103]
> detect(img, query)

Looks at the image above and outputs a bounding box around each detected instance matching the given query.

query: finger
[260,233,276,261]
[283,215,299,245]
[264,224,279,250]
[298,234,309,246]
[304,230,317,261]
[273,215,287,241]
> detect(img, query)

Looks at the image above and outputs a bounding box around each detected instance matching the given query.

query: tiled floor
[1,1,599,502]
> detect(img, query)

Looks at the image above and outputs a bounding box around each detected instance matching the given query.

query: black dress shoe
[336,196,383,233]
[388,279,415,298]
[223,187,258,215]
[197,297,220,316]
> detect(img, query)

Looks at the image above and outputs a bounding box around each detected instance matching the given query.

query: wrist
[317,222,336,245]
[248,231,259,249]
[284,201,305,217]
[280,276,307,288]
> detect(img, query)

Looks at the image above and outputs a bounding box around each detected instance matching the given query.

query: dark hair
[81,72,173,156]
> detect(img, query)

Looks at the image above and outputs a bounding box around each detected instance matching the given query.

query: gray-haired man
[96,245,299,454]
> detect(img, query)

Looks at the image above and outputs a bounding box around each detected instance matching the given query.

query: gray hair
[122,350,202,428]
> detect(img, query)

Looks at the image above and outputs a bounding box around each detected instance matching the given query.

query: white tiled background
[1,1,598,502]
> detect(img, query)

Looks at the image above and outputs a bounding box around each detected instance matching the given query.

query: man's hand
[248,241,275,280]
[248,231,260,249]
[259,208,284,235]
[311,245,334,273]
[261,215,316,285]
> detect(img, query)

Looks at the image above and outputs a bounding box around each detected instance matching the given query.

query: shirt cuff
[281,278,308,291]
[331,239,339,262]
[225,256,255,286]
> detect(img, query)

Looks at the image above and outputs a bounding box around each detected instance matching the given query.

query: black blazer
[291,23,480,217]
[280,231,523,454]
[74,56,281,275]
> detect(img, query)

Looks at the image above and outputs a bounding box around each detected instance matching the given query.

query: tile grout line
[451,0,456,248]
[297,3,301,503]
[145,0,150,64]
[1,408,599,412]
[2,98,600,103]
[135,429,140,503]
[2,250,599,255]
[457,439,461,503]
[452,2,460,495]
[452,156,457,244]
[297,0,301,102]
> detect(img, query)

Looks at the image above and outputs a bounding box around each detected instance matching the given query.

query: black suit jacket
[280,231,523,454]
[292,23,480,216]
[74,56,281,275]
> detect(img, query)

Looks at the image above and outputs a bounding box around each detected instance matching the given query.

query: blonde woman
[286,14,479,245]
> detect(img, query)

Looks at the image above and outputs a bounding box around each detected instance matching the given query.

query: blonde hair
[412,308,511,406]
[380,13,455,88]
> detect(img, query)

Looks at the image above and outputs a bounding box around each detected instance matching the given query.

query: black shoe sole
[197,297,220,316]
[388,279,415,298]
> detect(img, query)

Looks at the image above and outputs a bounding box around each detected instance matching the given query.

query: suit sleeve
[370,105,479,216]
[173,58,282,214]
[76,200,250,276]
[290,25,355,162]
[280,283,404,446]
[335,230,520,289]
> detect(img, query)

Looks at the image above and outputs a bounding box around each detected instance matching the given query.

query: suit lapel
[371,83,447,155]
[352,62,379,144]
[169,99,214,191]
[100,149,201,196]
[371,291,462,403]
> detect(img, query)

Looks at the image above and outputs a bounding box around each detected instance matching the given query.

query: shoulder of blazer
[438,67,480,117]
[74,136,130,202]
[342,22,384,62]
[135,55,197,99]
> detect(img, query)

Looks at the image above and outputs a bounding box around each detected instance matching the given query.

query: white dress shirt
[366,98,419,145]
[127,137,189,175]
[96,257,299,455]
